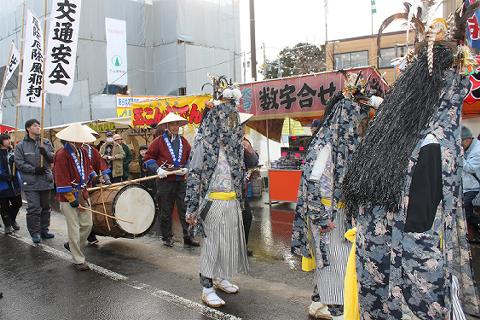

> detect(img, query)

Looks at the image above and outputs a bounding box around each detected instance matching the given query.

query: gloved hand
[156,167,168,179]
[69,199,79,208]
[34,167,47,175]
[175,168,188,176]
[368,95,384,108]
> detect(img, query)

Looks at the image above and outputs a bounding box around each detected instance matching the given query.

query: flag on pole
[465,0,480,49]
[19,9,43,108]
[45,0,82,96]
[371,0,377,14]
[0,42,20,110]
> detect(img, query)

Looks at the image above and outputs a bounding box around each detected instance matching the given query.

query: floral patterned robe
[291,97,368,266]
[356,70,479,319]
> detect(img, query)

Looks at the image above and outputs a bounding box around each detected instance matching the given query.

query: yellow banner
[131,95,211,127]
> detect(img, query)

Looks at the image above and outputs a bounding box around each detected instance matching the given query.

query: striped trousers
[199,199,249,282]
[311,208,350,305]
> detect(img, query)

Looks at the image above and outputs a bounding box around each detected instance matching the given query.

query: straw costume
[343,3,480,318]
[291,72,382,319]
[185,76,248,308]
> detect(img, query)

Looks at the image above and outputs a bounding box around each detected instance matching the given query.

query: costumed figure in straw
[185,75,248,308]
[342,2,480,318]
[291,71,383,319]
[53,123,100,271]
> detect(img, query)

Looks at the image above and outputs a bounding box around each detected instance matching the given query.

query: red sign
[238,67,389,116]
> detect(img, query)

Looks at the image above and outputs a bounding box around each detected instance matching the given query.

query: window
[334,51,368,69]
[378,46,408,68]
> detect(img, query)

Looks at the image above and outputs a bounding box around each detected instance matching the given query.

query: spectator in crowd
[139,145,149,178]
[100,131,125,183]
[0,134,22,234]
[239,113,258,256]
[144,113,199,248]
[14,119,55,244]
[113,134,132,181]
[461,126,480,243]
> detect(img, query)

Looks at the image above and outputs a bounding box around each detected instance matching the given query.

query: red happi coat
[143,134,191,182]
[54,143,96,202]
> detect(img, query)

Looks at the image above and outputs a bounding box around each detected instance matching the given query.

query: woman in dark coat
[0,134,22,234]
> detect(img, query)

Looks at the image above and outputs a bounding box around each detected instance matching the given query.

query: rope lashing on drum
[99,184,112,231]
[79,205,134,224]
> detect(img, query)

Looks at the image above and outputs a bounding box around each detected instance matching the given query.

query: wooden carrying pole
[87,170,182,192]
[14,2,26,139]
[39,0,48,167]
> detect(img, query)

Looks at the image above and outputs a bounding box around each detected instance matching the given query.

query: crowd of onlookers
[0,116,260,252]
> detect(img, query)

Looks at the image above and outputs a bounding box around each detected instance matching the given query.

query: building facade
[325,31,415,84]
[0,0,241,127]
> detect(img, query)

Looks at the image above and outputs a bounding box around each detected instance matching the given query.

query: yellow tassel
[344,228,360,320]
[302,256,316,272]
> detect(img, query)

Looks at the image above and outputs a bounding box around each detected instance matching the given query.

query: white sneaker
[213,279,239,294]
[308,301,333,319]
[201,287,225,308]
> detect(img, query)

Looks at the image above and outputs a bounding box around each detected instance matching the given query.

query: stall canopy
[237,67,389,141]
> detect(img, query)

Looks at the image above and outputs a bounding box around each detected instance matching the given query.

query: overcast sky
[239,0,443,61]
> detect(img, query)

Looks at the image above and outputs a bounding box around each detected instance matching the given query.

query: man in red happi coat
[144,113,199,248]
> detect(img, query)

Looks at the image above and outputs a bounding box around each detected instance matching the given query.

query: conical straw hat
[56,123,96,143]
[239,112,253,125]
[159,113,188,126]
[83,125,99,137]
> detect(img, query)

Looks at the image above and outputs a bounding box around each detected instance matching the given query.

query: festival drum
[90,184,156,238]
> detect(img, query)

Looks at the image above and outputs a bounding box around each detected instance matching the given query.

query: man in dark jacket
[14,119,55,243]
[0,134,22,234]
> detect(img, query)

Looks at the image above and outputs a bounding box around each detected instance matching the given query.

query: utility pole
[249,0,257,81]
[262,42,266,79]
[243,52,246,83]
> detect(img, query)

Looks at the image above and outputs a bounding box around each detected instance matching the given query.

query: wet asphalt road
[1,194,479,320]
[0,196,314,320]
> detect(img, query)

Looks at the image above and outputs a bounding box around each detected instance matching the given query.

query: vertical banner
[45,0,82,96]
[0,42,21,109]
[20,10,43,107]
[105,18,128,86]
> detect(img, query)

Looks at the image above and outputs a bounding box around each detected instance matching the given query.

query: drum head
[113,185,155,235]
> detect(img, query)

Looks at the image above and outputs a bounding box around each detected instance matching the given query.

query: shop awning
[238,67,389,141]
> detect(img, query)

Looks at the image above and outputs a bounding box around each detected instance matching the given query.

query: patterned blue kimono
[291,97,368,304]
[356,70,479,319]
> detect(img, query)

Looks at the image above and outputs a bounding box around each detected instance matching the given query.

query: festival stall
[237,67,390,204]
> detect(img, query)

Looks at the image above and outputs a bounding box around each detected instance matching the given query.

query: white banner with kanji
[0,41,20,109]
[20,10,43,107]
[45,0,82,96]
